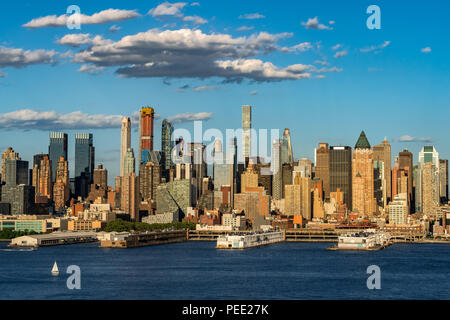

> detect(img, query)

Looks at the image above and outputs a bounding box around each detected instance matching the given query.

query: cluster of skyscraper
[0,105,447,229]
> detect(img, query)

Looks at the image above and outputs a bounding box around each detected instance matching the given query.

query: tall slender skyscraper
[53,157,69,211]
[373,138,391,202]
[161,119,174,171]
[439,159,448,202]
[416,146,440,213]
[120,117,131,177]
[242,105,252,160]
[272,139,282,200]
[139,107,155,167]
[398,149,414,211]
[352,131,376,215]
[280,128,293,165]
[75,133,94,198]
[329,146,352,210]
[49,132,68,182]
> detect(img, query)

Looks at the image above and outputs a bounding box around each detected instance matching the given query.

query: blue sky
[0,0,449,178]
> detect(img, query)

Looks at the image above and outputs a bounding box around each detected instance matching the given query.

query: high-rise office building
[1,147,21,183]
[124,148,136,175]
[280,128,293,165]
[53,157,69,211]
[93,164,108,189]
[189,143,207,200]
[75,133,94,181]
[416,146,439,213]
[5,159,28,186]
[373,138,391,202]
[120,173,140,221]
[139,161,161,201]
[75,133,94,199]
[315,143,330,200]
[329,146,352,210]
[398,149,414,210]
[271,139,282,200]
[49,132,68,182]
[285,173,312,219]
[139,107,155,167]
[240,163,259,193]
[242,105,252,160]
[35,155,52,200]
[120,117,131,177]
[161,119,174,171]
[352,131,376,215]
[439,159,448,202]
[422,162,440,217]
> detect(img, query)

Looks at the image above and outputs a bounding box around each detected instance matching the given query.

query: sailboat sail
[51,262,59,275]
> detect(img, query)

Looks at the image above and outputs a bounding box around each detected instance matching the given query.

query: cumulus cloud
[0,109,127,130]
[334,50,347,58]
[149,2,207,24]
[281,42,313,53]
[421,46,431,53]
[249,90,258,95]
[193,85,218,92]
[332,44,342,51]
[78,64,104,75]
[314,60,330,66]
[23,9,140,29]
[360,41,390,53]
[393,135,434,143]
[0,46,57,68]
[56,34,111,47]
[301,17,333,30]
[71,28,312,82]
[239,13,265,20]
[167,112,213,123]
[109,25,121,33]
[182,15,207,24]
[149,2,187,17]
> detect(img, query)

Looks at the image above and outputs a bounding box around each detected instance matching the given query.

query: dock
[9,231,98,247]
[100,230,187,248]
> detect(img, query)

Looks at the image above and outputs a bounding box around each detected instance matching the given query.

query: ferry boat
[216,230,285,249]
[329,229,391,251]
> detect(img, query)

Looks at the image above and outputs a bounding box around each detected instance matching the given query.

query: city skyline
[0,0,449,179]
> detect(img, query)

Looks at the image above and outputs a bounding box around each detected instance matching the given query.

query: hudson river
[0,241,449,300]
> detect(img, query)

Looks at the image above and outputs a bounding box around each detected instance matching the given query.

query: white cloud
[0,46,57,68]
[193,85,218,92]
[23,9,140,29]
[314,60,330,66]
[281,42,313,53]
[0,109,127,130]
[301,17,333,30]
[334,50,347,58]
[72,28,304,82]
[0,69,6,77]
[421,46,431,53]
[393,135,433,143]
[249,90,258,95]
[239,13,265,20]
[78,64,104,75]
[360,41,390,53]
[149,2,187,17]
[182,15,207,24]
[168,112,213,123]
[109,25,121,33]
[332,44,342,51]
[57,34,111,47]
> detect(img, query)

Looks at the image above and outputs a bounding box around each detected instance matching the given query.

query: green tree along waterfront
[104,219,196,233]
[0,229,42,240]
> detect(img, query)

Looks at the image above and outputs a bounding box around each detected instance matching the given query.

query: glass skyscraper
[161,119,174,171]
[48,132,68,182]
[75,133,94,182]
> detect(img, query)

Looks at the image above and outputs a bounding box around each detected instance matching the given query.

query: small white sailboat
[51,261,59,276]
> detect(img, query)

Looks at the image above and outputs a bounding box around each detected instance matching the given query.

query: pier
[9,231,98,247]
[100,230,187,248]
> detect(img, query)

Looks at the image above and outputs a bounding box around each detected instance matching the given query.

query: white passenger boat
[331,229,391,251]
[217,230,285,249]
